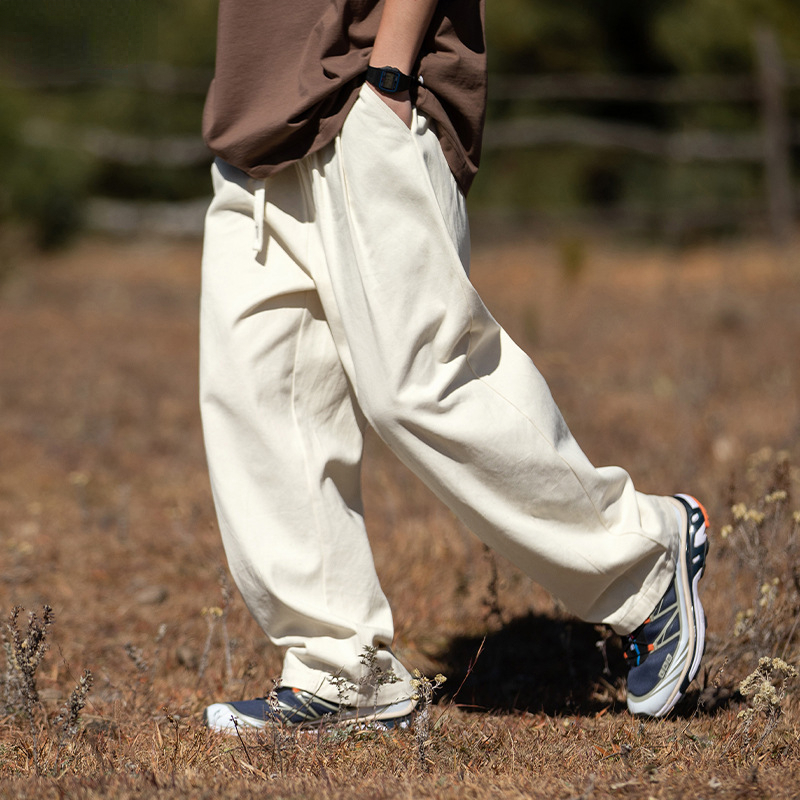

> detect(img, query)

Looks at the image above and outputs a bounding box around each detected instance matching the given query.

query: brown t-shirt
[202,0,486,195]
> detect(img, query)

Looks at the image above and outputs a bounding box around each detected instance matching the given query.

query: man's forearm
[370,0,438,75]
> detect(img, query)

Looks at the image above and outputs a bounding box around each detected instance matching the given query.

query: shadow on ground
[436,612,625,716]
[436,612,735,717]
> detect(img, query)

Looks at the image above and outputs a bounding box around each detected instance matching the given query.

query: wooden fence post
[754,26,795,243]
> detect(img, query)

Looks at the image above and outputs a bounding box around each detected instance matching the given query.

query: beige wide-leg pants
[200,85,680,707]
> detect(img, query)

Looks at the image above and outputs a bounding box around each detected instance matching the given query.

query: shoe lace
[623,592,680,668]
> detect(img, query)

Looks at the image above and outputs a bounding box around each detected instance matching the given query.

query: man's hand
[366,85,413,127]
[369,0,437,128]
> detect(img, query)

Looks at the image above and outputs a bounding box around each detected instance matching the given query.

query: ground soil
[1,230,799,797]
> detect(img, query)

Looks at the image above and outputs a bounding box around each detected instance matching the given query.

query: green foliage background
[0,0,798,245]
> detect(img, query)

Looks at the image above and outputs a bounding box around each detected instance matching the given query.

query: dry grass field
[1,228,799,798]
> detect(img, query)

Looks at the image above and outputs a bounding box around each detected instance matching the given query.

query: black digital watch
[365,65,416,94]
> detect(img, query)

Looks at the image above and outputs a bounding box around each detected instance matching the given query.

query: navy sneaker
[204,686,415,734]
[624,494,709,717]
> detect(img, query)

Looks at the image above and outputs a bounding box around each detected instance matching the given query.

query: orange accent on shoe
[695,498,711,529]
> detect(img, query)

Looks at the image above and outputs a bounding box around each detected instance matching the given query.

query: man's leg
[302,85,681,634]
[200,158,414,709]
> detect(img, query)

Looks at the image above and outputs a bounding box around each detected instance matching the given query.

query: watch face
[379,70,399,92]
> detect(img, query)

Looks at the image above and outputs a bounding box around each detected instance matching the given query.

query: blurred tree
[0,0,217,247]
[656,0,800,72]
[0,0,217,76]
[486,0,675,75]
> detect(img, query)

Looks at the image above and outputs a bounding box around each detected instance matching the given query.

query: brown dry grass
[1,229,800,798]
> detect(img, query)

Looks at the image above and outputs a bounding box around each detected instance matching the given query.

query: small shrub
[0,605,93,776]
[734,656,797,754]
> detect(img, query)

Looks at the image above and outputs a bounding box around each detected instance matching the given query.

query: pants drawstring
[253,180,267,253]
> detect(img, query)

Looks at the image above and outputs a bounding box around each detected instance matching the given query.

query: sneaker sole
[204,698,415,734]
[627,494,709,717]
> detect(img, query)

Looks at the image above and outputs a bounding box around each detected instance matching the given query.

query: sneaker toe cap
[204,703,241,732]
